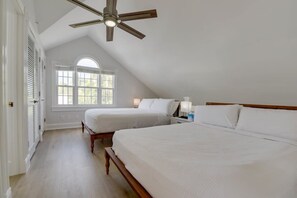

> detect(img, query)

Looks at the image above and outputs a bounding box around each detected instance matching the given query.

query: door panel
[27,36,39,159]
[27,36,35,152]
[34,49,39,143]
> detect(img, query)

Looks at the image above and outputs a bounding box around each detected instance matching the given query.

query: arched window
[55,57,115,107]
[76,57,99,68]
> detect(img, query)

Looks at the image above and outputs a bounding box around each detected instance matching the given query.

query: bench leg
[81,121,85,133]
[90,135,95,153]
[105,150,110,175]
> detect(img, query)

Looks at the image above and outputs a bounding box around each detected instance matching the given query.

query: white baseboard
[6,187,12,198]
[25,154,31,173]
[45,122,81,131]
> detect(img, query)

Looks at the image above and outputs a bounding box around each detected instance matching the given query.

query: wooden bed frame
[104,102,297,197]
[105,147,152,198]
[81,121,114,153]
[206,102,297,110]
[82,102,181,153]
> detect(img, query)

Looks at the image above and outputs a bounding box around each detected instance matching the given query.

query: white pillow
[236,107,297,141]
[194,105,241,128]
[169,101,180,116]
[150,99,174,115]
[138,99,155,109]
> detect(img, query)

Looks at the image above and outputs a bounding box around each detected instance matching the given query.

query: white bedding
[112,123,297,198]
[84,108,170,133]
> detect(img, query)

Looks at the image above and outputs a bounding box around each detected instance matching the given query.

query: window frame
[76,68,100,106]
[51,59,117,111]
[100,73,116,105]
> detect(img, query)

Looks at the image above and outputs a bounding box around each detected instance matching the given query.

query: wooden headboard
[173,100,181,117]
[206,102,297,111]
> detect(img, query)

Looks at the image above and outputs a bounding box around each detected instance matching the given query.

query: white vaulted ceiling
[33,0,80,33]
[36,0,297,105]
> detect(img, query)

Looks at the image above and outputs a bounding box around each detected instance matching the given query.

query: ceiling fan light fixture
[104,17,117,27]
[67,0,158,41]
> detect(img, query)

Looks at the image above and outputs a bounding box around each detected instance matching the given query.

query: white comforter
[113,123,297,198]
[84,108,170,133]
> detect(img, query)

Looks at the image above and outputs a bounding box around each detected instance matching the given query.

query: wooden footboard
[81,121,114,153]
[105,147,152,198]
[206,102,297,110]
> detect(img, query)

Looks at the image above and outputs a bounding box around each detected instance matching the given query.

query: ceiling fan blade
[106,0,117,13]
[106,27,114,41]
[69,19,103,28]
[117,22,145,39]
[67,0,103,17]
[119,9,157,22]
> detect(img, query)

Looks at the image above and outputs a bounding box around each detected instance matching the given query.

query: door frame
[15,0,29,174]
[39,58,46,140]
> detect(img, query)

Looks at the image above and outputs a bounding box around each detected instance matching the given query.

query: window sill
[51,105,116,112]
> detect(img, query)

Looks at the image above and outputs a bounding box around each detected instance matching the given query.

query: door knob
[8,102,13,107]
[33,100,39,104]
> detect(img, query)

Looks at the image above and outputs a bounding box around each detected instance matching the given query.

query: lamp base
[179,116,188,119]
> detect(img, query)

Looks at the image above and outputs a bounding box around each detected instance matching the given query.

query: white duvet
[84,108,170,133]
[113,123,297,198]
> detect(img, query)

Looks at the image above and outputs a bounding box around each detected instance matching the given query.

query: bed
[82,99,179,152]
[105,102,297,198]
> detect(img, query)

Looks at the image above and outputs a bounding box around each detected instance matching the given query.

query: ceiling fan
[66,0,158,41]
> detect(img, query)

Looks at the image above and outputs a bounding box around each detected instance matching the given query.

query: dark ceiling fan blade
[118,9,157,22]
[67,0,103,17]
[117,22,145,39]
[106,0,117,13]
[106,27,114,41]
[69,19,103,28]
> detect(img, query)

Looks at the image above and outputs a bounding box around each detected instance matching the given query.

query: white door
[6,0,22,176]
[27,36,40,159]
[0,0,9,194]
[4,0,29,177]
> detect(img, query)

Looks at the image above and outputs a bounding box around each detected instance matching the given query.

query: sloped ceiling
[38,0,297,105]
[33,0,83,33]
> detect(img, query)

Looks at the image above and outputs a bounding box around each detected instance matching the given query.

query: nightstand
[170,117,193,124]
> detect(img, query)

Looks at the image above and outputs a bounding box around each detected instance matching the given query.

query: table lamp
[180,98,192,118]
[133,98,141,108]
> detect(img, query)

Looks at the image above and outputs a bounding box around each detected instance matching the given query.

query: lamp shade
[180,101,192,113]
[184,96,190,101]
[133,98,141,107]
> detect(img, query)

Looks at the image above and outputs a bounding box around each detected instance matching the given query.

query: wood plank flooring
[10,128,137,198]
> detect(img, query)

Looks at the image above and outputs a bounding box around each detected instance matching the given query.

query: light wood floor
[10,128,137,198]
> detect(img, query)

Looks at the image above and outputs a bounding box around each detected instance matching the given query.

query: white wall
[38,0,297,107]
[21,0,38,33]
[45,36,157,130]
[86,0,297,107]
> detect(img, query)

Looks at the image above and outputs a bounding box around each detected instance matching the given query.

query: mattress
[84,108,170,133]
[113,123,297,198]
